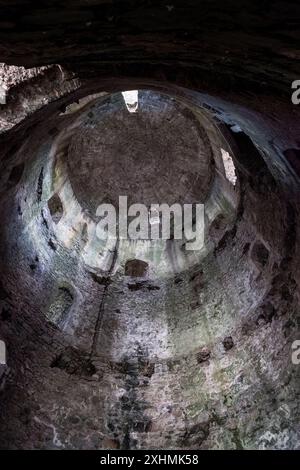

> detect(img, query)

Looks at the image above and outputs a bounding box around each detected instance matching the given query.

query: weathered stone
[196,348,211,364]
[223,336,234,351]
[0,3,299,451]
[51,347,96,377]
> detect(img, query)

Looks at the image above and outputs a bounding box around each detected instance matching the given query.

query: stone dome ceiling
[44,89,238,276]
[66,91,213,212]
[0,0,299,453]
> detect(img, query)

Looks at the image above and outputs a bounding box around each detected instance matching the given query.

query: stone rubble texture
[0,0,299,451]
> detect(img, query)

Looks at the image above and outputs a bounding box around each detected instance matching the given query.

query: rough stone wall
[0,1,299,449]
[0,172,299,449]
[0,1,299,99]
[0,73,299,449]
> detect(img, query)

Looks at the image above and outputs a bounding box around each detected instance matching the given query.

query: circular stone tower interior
[0,1,300,451]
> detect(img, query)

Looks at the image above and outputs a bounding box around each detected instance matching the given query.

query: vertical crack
[89,238,119,358]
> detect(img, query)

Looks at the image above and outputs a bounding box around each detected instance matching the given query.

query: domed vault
[0,0,299,451]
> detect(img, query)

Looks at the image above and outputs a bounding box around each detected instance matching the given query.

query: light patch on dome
[0,340,6,365]
[221,148,237,186]
[122,90,138,113]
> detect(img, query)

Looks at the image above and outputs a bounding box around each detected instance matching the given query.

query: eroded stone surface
[0,5,299,449]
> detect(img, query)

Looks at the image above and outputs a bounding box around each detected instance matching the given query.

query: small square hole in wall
[125,259,148,277]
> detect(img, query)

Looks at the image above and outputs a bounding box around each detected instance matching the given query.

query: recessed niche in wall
[125,259,148,277]
[251,241,270,269]
[46,286,74,328]
[47,193,63,223]
[7,163,24,187]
